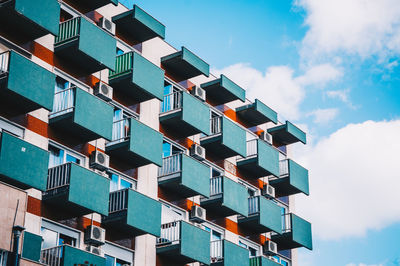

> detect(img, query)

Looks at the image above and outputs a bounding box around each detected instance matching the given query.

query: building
[0,0,312,265]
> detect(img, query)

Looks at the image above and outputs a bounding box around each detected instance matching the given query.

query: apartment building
[0,0,312,265]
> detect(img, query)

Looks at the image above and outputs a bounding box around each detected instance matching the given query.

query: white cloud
[296,119,400,240]
[297,63,343,87]
[307,108,339,124]
[326,89,350,103]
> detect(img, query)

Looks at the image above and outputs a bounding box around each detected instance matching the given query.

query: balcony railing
[157,221,180,245]
[279,159,289,176]
[246,139,258,157]
[49,87,75,118]
[40,245,63,266]
[158,154,181,177]
[55,17,80,45]
[109,188,128,214]
[282,213,292,233]
[210,117,222,135]
[47,163,71,191]
[210,176,223,196]
[248,196,260,215]
[0,51,9,75]
[160,91,182,113]
[109,52,133,79]
[210,240,223,263]
[111,118,130,143]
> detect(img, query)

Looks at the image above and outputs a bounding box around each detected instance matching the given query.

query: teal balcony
[160,91,210,137]
[109,52,165,102]
[112,5,165,43]
[106,118,163,167]
[200,116,246,158]
[238,196,282,234]
[0,0,60,40]
[267,121,306,146]
[269,159,309,197]
[210,240,248,266]
[200,176,248,217]
[236,99,278,127]
[200,75,245,105]
[41,245,106,266]
[161,47,210,81]
[54,17,116,73]
[49,86,114,142]
[158,153,210,198]
[0,51,55,114]
[249,256,283,266]
[236,139,279,178]
[102,188,162,237]
[157,221,210,265]
[43,162,110,216]
[0,132,49,191]
[22,232,43,263]
[271,213,312,250]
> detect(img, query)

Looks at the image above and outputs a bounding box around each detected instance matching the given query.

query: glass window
[48,145,83,167]
[109,173,133,192]
[238,239,259,258]
[161,204,184,224]
[203,226,222,241]
[162,142,171,158]
[41,227,58,249]
[116,48,124,56]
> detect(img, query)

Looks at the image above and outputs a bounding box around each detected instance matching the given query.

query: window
[116,48,124,56]
[48,143,84,168]
[109,172,135,192]
[111,109,133,143]
[161,203,185,224]
[238,238,260,258]
[105,255,130,266]
[203,225,223,241]
[273,255,290,266]
[51,76,75,117]
[162,140,184,158]
[41,226,78,249]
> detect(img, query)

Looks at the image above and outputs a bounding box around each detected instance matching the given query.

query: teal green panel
[260,257,284,266]
[63,245,106,266]
[182,92,210,135]
[180,221,210,264]
[129,118,163,166]
[22,232,42,262]
[222,117,246,157]
[259,197,282,234]
[287,121,306,144]
[291,214,313,250]
[0,132,48,191]
[223,240,248,266]
[289,159,309,195]
[222,177,248,216]
[181,47,209,77]
[254,99,277,124]
[7,51,55,111]
[181,154,210,197]
[220,75,246,102]
[73,88,114,140]
[257,140,279,177]
[15,0,60,36]
[132,52,165,100]
[68,163,110,216]
[78,17,116,70]
[133,5,165,39]
[126,189,161,237]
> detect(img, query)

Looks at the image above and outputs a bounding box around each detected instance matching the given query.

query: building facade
[0,0,312,265]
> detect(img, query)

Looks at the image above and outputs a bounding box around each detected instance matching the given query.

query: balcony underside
[160,110,202,137]
[106,140,154,168]
[158,173,203,198]
[102,210,149,237]
[271,232,303,250]
[201,84,241,106]
[269,176,303,197]
[200,195,238,217]
[269,129,300,146]
[237,157,275,178]
[238,214,275,234]
[157,243,197,265]
[200,135,240,158]
[236,107,274,127]
[162,58,204,81]
[63,0,118,12]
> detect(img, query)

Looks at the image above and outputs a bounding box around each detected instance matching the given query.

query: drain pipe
[11,225,25,266]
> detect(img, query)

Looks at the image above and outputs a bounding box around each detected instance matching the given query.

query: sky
[120,0,400,265]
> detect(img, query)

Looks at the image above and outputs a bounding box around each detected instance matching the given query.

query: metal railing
[109,52,133,79]
[248,196,260,215]
[0,51,9,74]
[55,17,80,45]
[157,221,180,245]
[210,117,222,135]
[160,91,182,113]
[249,257,261,266]
[158,153,182,177]
[111,118,130,143]
[210,176,223,196]
[47,163,71,190]
[279,159,289,176]
[50,87,75,118]
[210,240,223,262]
[246,139,258,157]
[41,245,63,266]
[109,189,128,213]
[282,213,292,233]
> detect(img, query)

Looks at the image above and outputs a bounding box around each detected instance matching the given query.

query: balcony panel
[0,132,49,191]
[201,74,245,105]
[268,121,306,145]
[0,51,55,114]
[161,47,209,81]
[41,245,106,266]
[22,232,42,263]
[211,240,248,266]
[103,189,162,237]
[43,163,110,216]
[54,17,116,73]
[236,99,278,127]
[49,87,114,141]
[249,256,283,266]
[106,118,163,167]
[112,5,165,43]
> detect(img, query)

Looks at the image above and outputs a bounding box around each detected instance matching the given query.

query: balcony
[102,188,162,237]
[109,52,164,102]
[0,0,60,40]
[210,240,249,266]
[106,118,163,167]
[0,51,55,114]
[236,139,279,178]
[249,256,283,266]
[160,91,210,137]
[267,121,306,146]
[54,17,116,73]
[269,159,309,197]
[200,74,245,105]
[112,5,165,43]
[158,153,210,198]
[157,221,210,265]
[236,99,278,127]
[271,213,313,250]
[200,176,248,217]
[21,232,43,263]
[0,132,49,191]
[200,116,246,158]
[49,86,114,142]
[42,162,110,216]
[161,47,209,81]
[238,196,282,234]
[66,0,118,11]
[41,245,106,266]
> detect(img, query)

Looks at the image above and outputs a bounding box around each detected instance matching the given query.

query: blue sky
[121,1,400,265]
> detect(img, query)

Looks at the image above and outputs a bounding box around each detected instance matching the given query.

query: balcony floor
[200,194,237,217]
[200,134,240,158]
[158,172,203,198]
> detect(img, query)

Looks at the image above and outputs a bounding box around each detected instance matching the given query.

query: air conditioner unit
[263,240,278,256]
[260,131,273,145]
[189,205,206,223]
[190,86,206,102]
[262,184,275,199]
[84,225,106,246]
[89,150,109,171]
[98,17,115,35]
[87,245,104,257]
[94,81,113,101]
[189,144,205,160]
